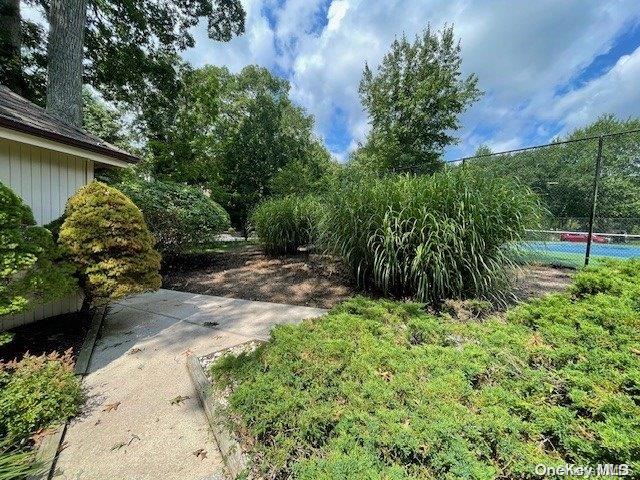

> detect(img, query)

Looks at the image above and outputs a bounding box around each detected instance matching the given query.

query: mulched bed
[514,263,573,300]
[163,244,355,309]
[0,311,91,363]
[162,243,573,309]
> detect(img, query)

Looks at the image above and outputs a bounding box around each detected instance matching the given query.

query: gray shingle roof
[0,85,138,163]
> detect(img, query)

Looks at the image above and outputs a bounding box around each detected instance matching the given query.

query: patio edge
[27,306,107,480]
[186,353,249,480]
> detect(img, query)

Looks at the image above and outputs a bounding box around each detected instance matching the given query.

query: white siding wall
[0,138,94,331]
[0,138,94,224]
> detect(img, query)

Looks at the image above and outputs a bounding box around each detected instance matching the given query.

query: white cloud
[184,0,640,160]
[326,0,349,32]
[545,46,640,132]
[183,0,278,72]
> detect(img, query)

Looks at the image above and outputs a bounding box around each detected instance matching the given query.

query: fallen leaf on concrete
[193,448,207,460]
[31,426,57,445]
[101,341,127,351]
[111,434,140,451]
[103,401,121,413]
[170,395,191,405]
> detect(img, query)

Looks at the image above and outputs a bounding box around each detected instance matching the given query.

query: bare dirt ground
[163,244,354,309]
[514,263,573,301]
[162,244,574,309]
[0,311,90,363]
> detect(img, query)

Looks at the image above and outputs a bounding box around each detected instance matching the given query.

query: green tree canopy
[149,65,334,230]
[358,24,482,174]
[82,88,133,151]
[466,115,640,232]
[268,143,339,198]
[1,0,245,132]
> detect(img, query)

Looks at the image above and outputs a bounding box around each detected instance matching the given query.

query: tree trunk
[0,0,23,94]
[46,0,86,127]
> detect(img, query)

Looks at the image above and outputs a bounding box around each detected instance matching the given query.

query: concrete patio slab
[53,289,326,480]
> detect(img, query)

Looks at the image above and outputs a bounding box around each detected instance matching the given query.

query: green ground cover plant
[58,181,162,306]
[117,177,230,255]
[321,168,541,307]
[251,196,323,255]
[0,181,76,316]
[0,350,82,447]
[212,259,640,479]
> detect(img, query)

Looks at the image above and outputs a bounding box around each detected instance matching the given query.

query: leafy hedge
[212,259,640,479]
[251,196,322,255]
[0,351,83,447]
[0,181,76,316]
[117,178,230,255]
[321,169,541,306]
[58,181,161,306]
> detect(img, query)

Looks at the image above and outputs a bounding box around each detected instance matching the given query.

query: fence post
[585,136,604,267]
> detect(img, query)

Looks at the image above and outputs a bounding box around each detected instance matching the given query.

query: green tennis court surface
[517,241,640,268]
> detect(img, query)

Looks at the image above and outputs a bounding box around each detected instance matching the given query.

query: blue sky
[182,1,639,161]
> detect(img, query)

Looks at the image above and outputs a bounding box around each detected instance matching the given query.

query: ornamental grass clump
[211,259,640,479]
[117,178,230,255]
[251,196,323,255]
[0,181,76,316]
[0,443,42,480]
[58,181,161,306]
[321,168,541,306]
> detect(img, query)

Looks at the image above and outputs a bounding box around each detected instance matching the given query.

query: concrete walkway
[53,289,326,480]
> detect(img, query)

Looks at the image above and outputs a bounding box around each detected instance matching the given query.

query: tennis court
[518,241,640,268]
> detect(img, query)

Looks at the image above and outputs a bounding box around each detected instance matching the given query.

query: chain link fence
[464,130,640,268]
[396,129,640,268]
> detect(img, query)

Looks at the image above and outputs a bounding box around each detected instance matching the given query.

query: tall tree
[150,65,332,231]
[0,0,47,103]
[82,88,138,184]
[82,0,244,141]
[46,0,86,125]
[82,88,133,151]
[359,24,482,173]
[0,0,23,94]
[2,0,245,129]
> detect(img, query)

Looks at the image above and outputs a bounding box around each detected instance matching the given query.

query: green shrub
[321,168,541,306]
[43,215,65,243]
[441,298,492,321]
[570,258,640,298]
[117,177,230,255]
[58,181,161,306]
[251,196,323,255]
[211,260,640,479]
[269,155,338,199]
[0,181,76,316]
[0,333,13,347]
[0,351,83,446]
